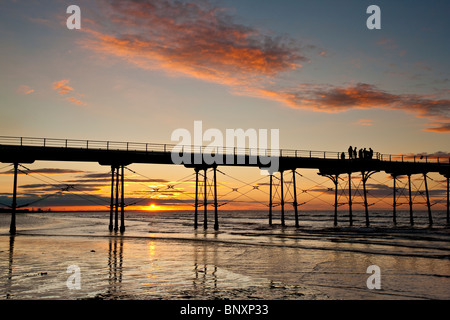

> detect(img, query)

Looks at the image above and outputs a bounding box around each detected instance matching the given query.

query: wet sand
[1,211,449,300]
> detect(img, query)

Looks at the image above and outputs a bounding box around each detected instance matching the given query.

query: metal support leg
[292,169,299,228]
[447,176,449,225]
[280,170,285,227]
[348,173,353,226]
[408,174,414,226]
[423,173,432,226]
[392,175,397,226]
[203,168,207,230]
[194,168,199,229]
[322,174,339,227]
[213,166,218,231]
[115,166,119,232]
[362,172,370,227]
[109,166,115,232]
[9,163,18,235]
[120,165,125,233]
[334,175,338,227]
[269,174,273,226]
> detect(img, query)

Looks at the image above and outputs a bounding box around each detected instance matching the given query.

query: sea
[0,209,449,301]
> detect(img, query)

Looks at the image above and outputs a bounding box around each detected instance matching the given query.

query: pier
[1,136,449,234]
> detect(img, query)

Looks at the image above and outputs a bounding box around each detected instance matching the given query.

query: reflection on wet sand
[192,235,219,294]
[5,235,15,299]
[107,235,123,296]
[1,209,449,300]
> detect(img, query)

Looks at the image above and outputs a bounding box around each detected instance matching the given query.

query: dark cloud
[19,183,103,192]
[312,182,447,198]
[0,194,194,209]
[67,177,169,184]
[0,194,108,208]
[79,173,112,179]
[0,168,84,175]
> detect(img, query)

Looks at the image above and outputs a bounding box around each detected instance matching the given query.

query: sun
[131,204,162,211]
[144,204,161,211]
[132,204,194,211]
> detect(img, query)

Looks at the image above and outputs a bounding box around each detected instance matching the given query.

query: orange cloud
[80,0,305,87]
[355,119,374,126]
[52,79,73,95]
[16,85,34,95]
[52,79,87,106]
[77,0,448,133]
[424,123,450,133]
[249,83,449,131]
[66,97,87,106]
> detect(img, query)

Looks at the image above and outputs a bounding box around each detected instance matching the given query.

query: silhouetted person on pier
[341,152,345,160]
[348,146,353,159]
[353,147,357,159]
[358,148,363,159]
[363,148,368,159]
[369,148,374,159]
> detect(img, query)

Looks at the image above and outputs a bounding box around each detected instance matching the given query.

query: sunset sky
[0,0,448,212]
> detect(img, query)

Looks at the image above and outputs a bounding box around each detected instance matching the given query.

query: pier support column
[333,175,338,227]
[361,171,377,228]
[109,166,115,232]
[268,174,273,226]
[447,175,450,225]
[120,165,125,233]
[348,173,353,227]
[203,168,207,230]
[280,170,285,227]
[292,169,299,228]
[9,163,18,235]
[423,173,433,226]
[392,174,397,226]
[447,175,449,225]
[408,174,414,226]
[194,168,199,229]
[322,174,339,227]
[114,165,119,232]
[362,173,369,227]
[213,166,219,231]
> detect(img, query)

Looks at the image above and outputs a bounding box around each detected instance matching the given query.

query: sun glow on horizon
[133,204,191,212]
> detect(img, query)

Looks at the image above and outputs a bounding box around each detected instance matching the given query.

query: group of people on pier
[341,146,375,160]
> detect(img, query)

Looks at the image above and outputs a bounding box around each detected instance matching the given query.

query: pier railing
[0,136,448,164]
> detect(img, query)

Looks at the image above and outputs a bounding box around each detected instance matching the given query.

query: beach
[0,210,449,300]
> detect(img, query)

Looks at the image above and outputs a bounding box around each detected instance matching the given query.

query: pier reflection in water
[107,235,123,296]
[5,235,15,299]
